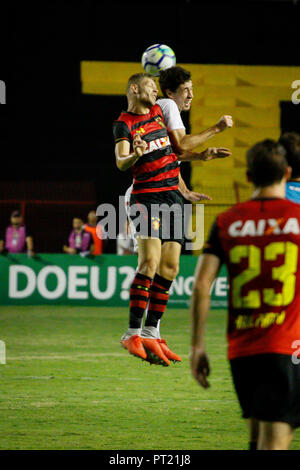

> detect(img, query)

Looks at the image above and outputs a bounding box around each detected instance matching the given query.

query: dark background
[1,0,300,251]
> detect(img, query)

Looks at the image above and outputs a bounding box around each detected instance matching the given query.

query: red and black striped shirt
[113,104,179,194]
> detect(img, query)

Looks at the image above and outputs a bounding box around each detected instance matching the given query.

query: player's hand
[184,191,212,202]
[201,147,232,161]
[215,115,233,132]
[190,347,210,389]
[133,134,147,158]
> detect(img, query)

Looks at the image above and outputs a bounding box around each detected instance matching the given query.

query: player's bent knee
[159,262,179,280]
[138,258,159,278]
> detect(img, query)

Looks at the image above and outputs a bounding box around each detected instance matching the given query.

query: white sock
[126,328,142,337]
[141,326,160,339]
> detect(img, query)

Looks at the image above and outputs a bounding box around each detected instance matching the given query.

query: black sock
[144,274,173,328]
[129,273,152,329]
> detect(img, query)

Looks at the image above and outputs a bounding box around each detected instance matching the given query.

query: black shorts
[129,190,185,246]
[230,353,300,428]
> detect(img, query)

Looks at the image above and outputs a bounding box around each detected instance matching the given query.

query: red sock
[129,272,152,329]
[145,274,172,328]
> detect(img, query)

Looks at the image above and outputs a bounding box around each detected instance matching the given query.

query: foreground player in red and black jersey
[190,139,300,450]
[113,73,230,366]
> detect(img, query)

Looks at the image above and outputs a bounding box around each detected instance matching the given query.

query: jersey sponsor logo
[151,216,160,231]
[154,115,166,128]
[235,311,286,330]
[144,136,171,155]
[143,136,170,154]
[134,127,146,135]
[228,217,300,237]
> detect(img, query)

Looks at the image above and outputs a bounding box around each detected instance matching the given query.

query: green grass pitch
[0,306,299,450]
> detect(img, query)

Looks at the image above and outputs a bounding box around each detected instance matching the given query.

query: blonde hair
[126,73,155,94]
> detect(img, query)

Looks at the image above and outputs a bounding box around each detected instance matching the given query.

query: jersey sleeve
[202,219,225,264]
[156,98,185,132]
[113,120,131,144]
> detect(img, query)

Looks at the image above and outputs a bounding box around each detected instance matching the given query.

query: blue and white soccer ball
[141,44,176,76]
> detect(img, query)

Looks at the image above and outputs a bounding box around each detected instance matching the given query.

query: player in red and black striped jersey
[114,73,185,366]
[114,101,180,194]
[114,73,233,367]
[114,72,232,366]
[190,140,300,450]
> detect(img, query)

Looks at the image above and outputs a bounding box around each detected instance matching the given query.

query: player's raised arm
[177,147,232,162]
[115,135,147,171]
[158,67,233,153]
[178,173,212,202]
[172,115,233,153]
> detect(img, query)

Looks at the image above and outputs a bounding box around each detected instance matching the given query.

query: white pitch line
[4,352,193,361]
[6,352,126,361]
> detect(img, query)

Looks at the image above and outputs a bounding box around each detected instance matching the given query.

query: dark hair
[158,66,191,97]
[126,73,155,93]
[278,132,300,179]
[246,139,288,187]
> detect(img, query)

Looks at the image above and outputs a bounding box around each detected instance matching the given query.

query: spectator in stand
[0,210,34,256]
[63,217,94,256]
[83,210,108,255]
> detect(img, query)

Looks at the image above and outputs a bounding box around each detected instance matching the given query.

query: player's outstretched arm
[178,173,212,202]
[177,147,231,162]
[115,135,147,171]
[190,253,220,388]
[170,115,233,153]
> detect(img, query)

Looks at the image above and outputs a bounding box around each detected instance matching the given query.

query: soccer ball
[141,44,176,76]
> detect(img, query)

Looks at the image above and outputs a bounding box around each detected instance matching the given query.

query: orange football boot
[141,337,170,366]
[158,339,182,363]
[121,335,147,360]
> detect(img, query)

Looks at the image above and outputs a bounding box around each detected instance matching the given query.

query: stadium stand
[0,181,97,253]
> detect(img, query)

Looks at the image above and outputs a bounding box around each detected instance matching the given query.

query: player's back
[216,197,300,359]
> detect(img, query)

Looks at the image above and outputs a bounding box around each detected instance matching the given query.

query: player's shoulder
[149,102,165,118]
[217,198,300,225]
[113,111,131,125]
[113,113,133,141]
[217,200,254,220]
[156,98,177,111]
[281,197,300,215]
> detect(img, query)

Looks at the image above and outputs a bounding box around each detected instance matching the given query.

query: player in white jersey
[123,66,233,343]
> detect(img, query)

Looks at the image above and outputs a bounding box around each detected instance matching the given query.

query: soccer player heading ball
[113,70,233,366]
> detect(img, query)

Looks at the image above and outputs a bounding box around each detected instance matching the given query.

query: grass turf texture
[0,306,299,450]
